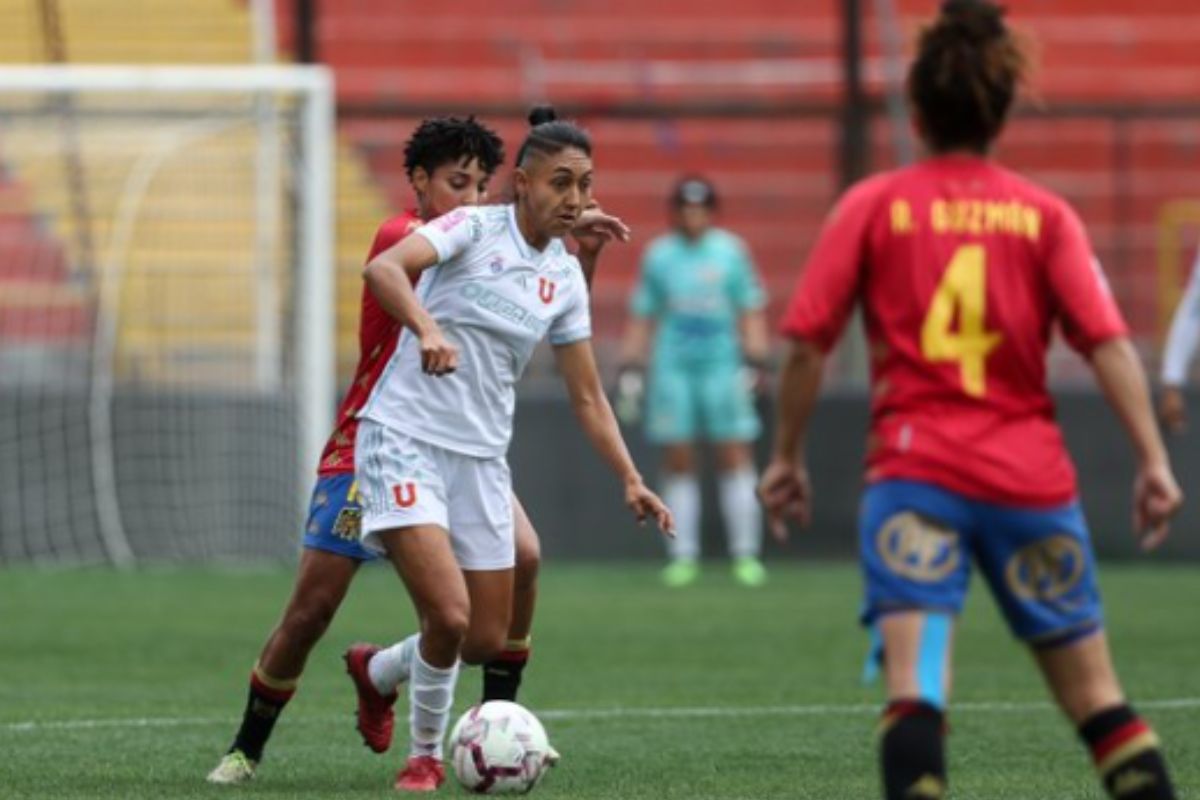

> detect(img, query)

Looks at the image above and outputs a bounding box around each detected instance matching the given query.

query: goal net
[0,66,335,565]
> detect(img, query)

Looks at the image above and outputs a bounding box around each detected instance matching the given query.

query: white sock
[661,473,700,561]
[367,633,418,695]
[719,466,762,559]
[409,650,460,759]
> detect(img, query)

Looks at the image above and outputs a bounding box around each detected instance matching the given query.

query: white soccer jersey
[1163,248,1200,386]
[360,204,592,457]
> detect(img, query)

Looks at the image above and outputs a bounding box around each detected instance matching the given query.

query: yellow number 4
[920,244,1003,397]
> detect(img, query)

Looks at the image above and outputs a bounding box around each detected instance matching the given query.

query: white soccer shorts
[354,419,515,570]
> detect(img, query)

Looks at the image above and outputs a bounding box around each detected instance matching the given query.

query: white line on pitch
[4,697,1198,734]
[541,697,1200,720]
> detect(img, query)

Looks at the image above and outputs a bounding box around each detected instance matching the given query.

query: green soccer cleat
[206,749,257,785]
[732,556,767,588]
[661,559,700,588]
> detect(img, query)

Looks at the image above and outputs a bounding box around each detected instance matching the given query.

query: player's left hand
[1133,459,1183,551]
[624,478,675,538]
[571,205,631,255]
[757,457,811,541]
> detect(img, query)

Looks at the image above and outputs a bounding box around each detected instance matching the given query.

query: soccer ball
[448,701,554,794]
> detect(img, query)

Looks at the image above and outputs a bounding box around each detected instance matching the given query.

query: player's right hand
[419,326,458,376]
[1159,386,1187,435]
[1133,460,1183,551]
[758,457,812,542]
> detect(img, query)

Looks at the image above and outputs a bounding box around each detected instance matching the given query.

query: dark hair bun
[527,105,558,127]
[938,0,1006,43]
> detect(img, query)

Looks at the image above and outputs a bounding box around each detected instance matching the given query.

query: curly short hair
[403,116,505,178]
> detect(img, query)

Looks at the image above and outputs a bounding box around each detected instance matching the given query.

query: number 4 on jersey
[920,244,1003,398]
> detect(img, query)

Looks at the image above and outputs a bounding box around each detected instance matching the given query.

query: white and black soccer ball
[448,701,554,794]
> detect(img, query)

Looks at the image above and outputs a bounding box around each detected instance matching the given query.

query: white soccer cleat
[206,750,257,785]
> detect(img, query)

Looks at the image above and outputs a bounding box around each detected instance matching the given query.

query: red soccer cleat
[343,643,399,753]
[394,755,445,792]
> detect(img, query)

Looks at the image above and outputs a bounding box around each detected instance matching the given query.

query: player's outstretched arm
[1090,337,1184,549]
[553,340,674,536]
[363,235,457,376]
[758,338,824,541]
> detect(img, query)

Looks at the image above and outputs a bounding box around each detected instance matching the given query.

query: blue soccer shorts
[859,479,1103,647]
[302,473,378,562]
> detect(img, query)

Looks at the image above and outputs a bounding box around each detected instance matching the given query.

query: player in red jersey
[760,4,1182,800]
[207,117,618,785]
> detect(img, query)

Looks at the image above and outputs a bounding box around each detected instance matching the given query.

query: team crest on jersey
[332,506,362,541]
[538,277,557,304]
[392,482,418,509]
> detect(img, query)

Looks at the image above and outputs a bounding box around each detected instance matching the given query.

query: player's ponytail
[908,0,1029,153]
[515,104,592,167]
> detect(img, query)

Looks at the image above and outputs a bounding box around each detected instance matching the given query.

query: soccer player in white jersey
[205,117,623,786]
[1160,247,1200,433]
[346,106,674,792]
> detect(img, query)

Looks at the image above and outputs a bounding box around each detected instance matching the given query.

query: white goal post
[0,66,335,564]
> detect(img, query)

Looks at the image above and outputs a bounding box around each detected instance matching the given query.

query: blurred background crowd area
[2,0,1199,390]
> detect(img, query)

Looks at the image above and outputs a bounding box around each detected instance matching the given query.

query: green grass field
[1,562,1197,799]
